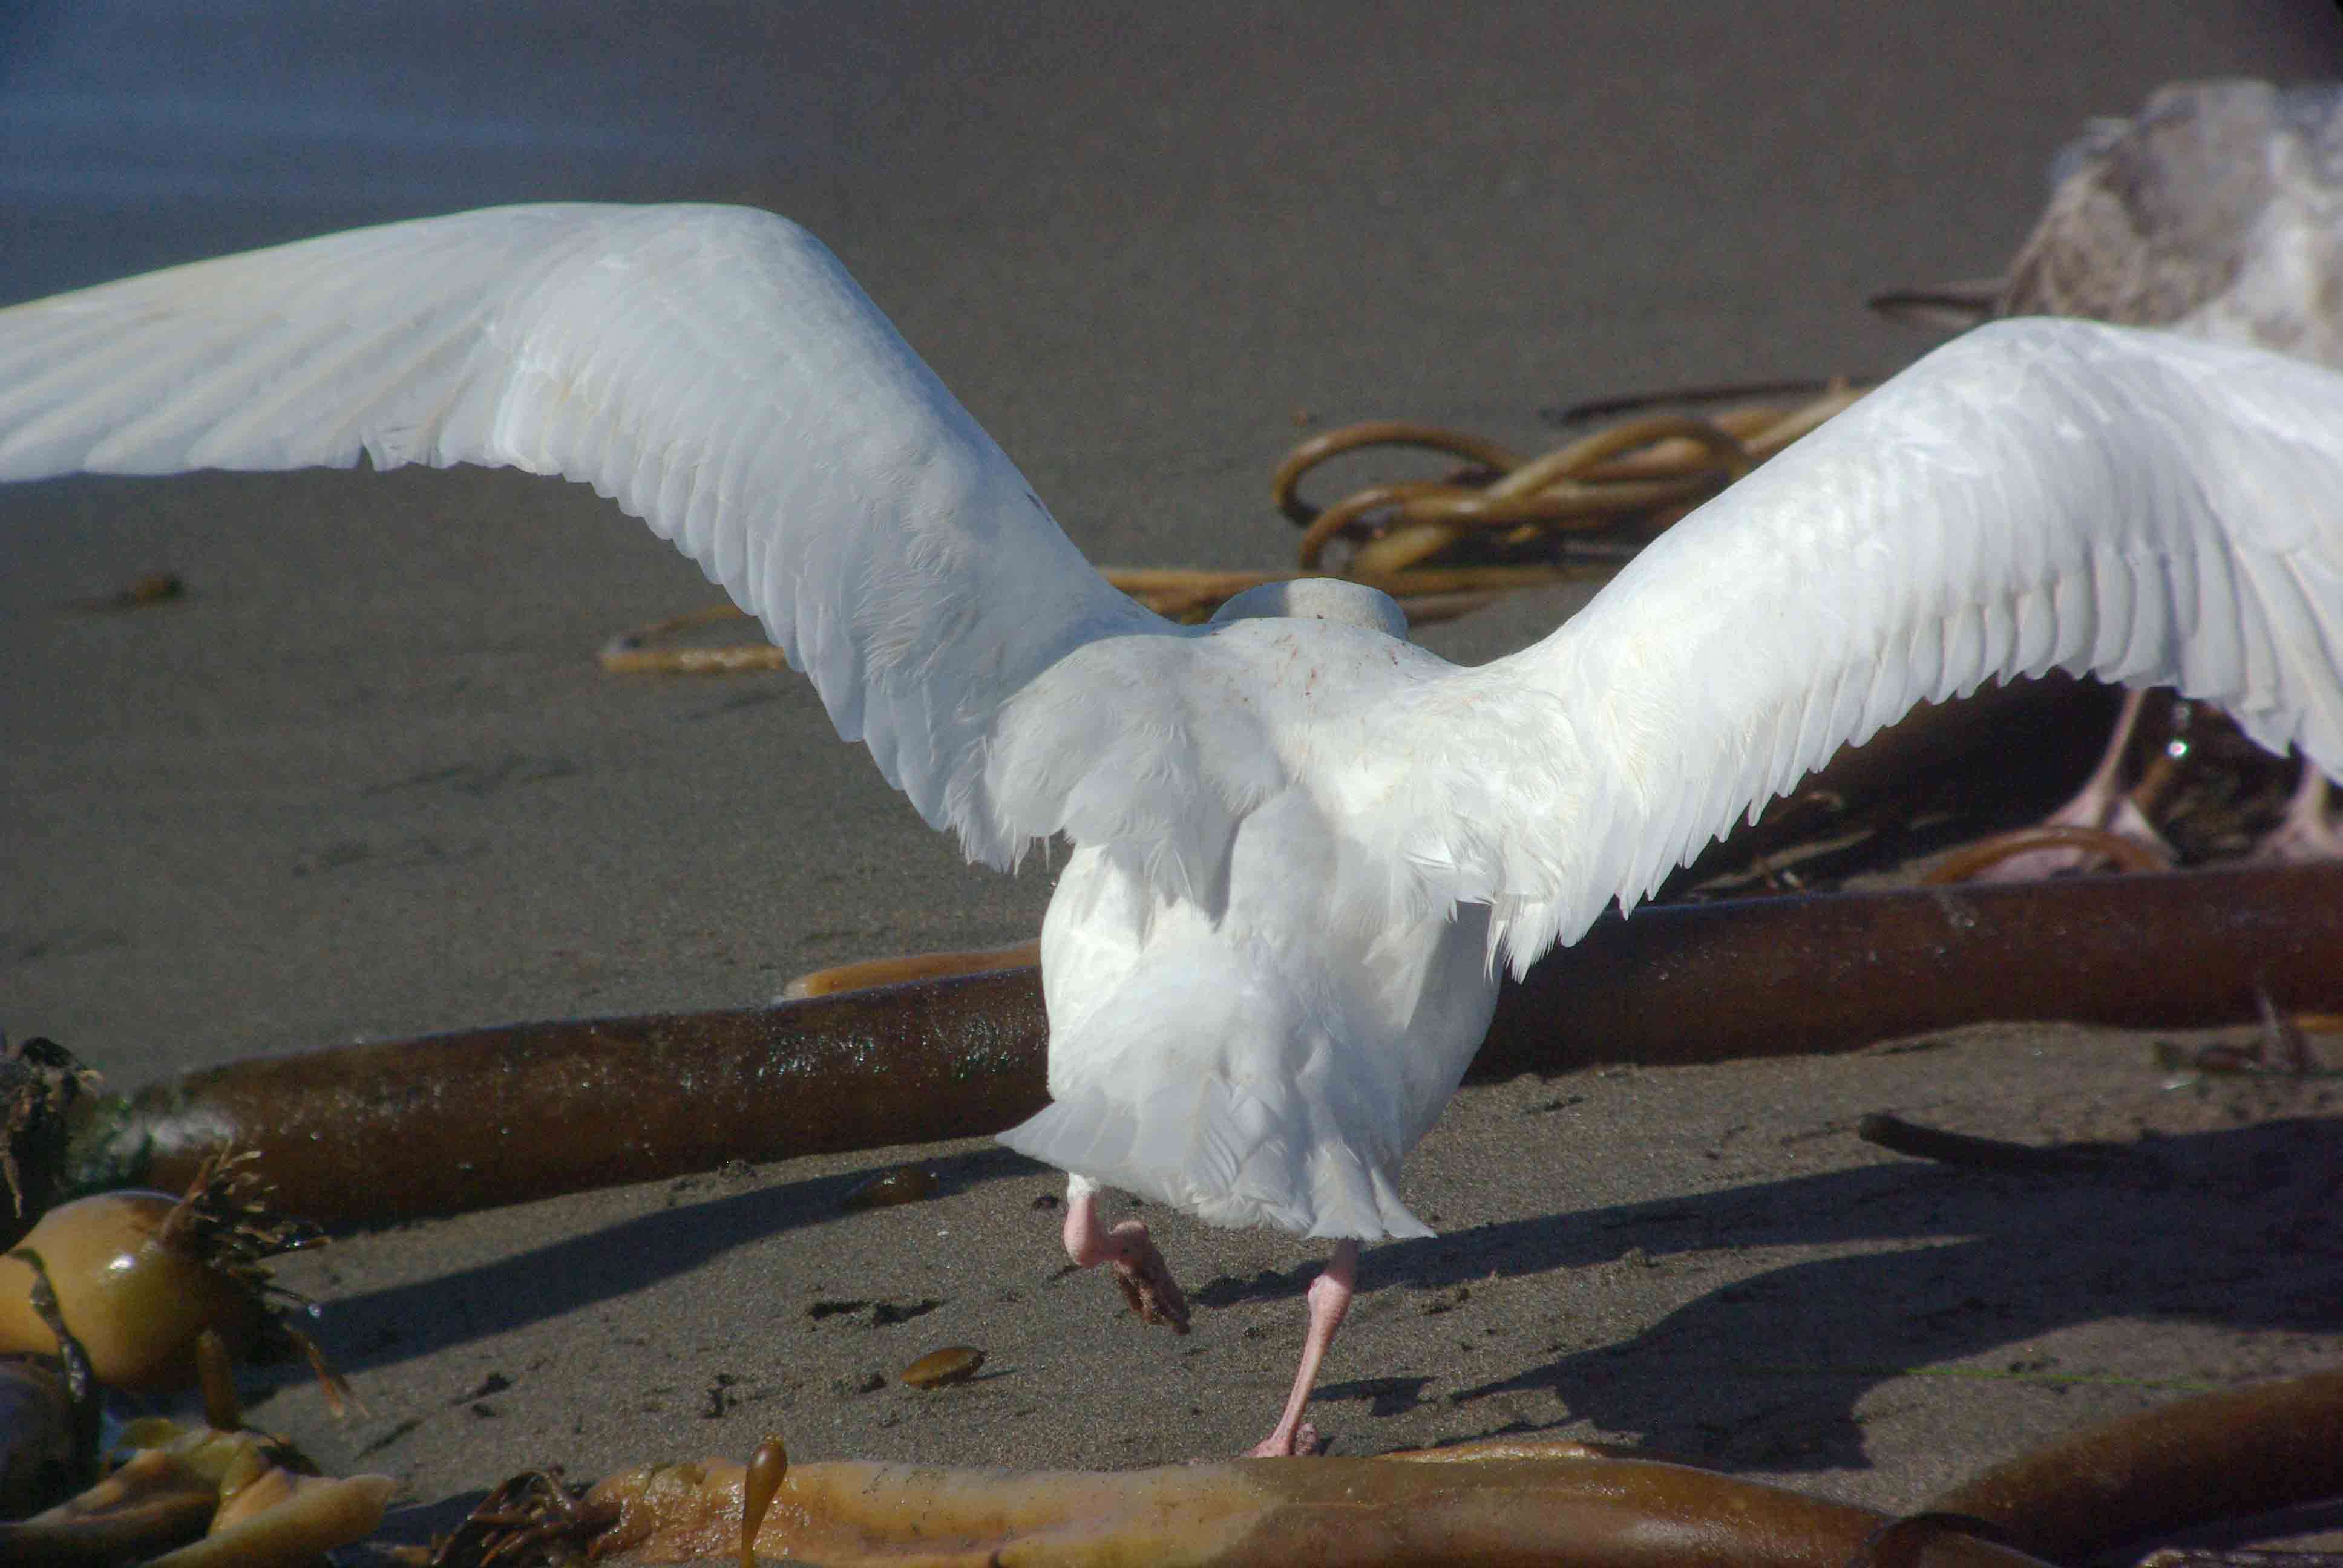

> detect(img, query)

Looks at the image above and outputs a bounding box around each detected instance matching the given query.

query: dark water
[0,0,891,291]
[6,1,2339,305]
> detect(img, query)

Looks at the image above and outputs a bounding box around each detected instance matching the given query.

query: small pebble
[900,1347,985,1389]
[121,572,182,604]
[75,572,186,615]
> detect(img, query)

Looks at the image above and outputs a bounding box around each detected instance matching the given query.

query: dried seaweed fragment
[0,1420,388,1566]
[0,1034,101,1244]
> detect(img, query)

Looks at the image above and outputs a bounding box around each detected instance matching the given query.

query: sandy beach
[5,0,2343,1549]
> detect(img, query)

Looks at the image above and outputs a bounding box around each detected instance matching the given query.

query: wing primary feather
[0,202,1179,873]
[1372,318,2343,967]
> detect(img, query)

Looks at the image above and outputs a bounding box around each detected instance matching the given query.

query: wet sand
[4,0,2341,1545]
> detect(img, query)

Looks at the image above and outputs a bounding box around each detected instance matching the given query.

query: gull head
[1207,578,1407,640]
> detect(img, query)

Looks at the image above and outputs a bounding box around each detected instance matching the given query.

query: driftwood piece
[71,861,2343,1229]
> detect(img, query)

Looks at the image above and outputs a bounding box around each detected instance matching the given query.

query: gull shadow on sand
[1453,1116,2336,1471]
[264,1101,2338,1474]
[1200,1114,2340,1472]
[1315,1375,1439,1419]
[276,1144,1049,1377]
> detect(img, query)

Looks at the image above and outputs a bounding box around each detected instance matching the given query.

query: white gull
[5,204,2343,1454]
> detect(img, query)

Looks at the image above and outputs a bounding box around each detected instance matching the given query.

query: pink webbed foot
[1248,1420,1326,1459]
[1103,1218,1191,1333]
[1061,1178,1190,1334]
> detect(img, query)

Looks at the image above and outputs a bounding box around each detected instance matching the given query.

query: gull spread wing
[1365,317,2343,971]
[0,203,1167,863]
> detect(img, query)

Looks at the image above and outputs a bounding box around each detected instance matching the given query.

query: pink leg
[1970,689,2174,881]
[1247,1240,1358,1458]
[1062,1177,1189,1334]
[2045,690,2151,825]
[2254,765,2343,863]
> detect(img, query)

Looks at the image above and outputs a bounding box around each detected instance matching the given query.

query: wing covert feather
[14,230,2343,965]
[1360,318,2343,971]
[0,203,1168,860]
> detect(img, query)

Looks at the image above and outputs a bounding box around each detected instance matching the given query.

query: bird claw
[1107,1220,1190,1334]
[1247,1421,1325,1458]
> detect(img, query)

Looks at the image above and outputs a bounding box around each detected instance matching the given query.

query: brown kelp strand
[491,1439,2053,1568]
[1474,860,2343,1078]
[0,1419,391,1566]
[70,861,2343,1229]
[96,969,1052,1229]
[0,1356,84,1521]
[1925,823,2175,881]
[784,939,1050,999]
[425,1377,2343,1566]
[1928,1368,2343,1564]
